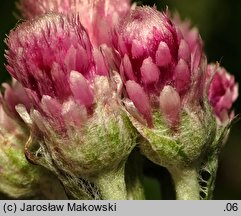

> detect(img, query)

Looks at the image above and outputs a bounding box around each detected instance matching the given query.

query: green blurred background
[1,0,241,199]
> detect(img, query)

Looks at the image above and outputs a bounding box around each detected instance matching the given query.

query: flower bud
[112,7,206,110]
[113,7,216,194]
[5,13,137,199]
[207,63,238,123]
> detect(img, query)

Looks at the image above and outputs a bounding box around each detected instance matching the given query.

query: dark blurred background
[1,0,241,199]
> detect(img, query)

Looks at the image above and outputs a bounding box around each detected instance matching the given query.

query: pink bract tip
[126,80,153,127]
[69,71,94,109]
[159,85,181,128]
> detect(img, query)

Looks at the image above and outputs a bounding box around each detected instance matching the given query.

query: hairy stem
[60,175,98,200]
[94,164,127,200]
[170,167,200,200]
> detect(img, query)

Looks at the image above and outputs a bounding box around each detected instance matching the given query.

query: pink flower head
[5,13,98,132]
[207,64,238,123]
[17,0,131,46]
[5,13,136,189]
[112,6,205,127]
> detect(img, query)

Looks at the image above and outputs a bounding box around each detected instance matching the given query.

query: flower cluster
[1,0,239,200]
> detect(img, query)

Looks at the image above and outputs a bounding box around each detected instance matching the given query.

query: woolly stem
[94,164,127,200]
[60,176,96,200]
[170,167,200,200]
[127,179,145,200]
